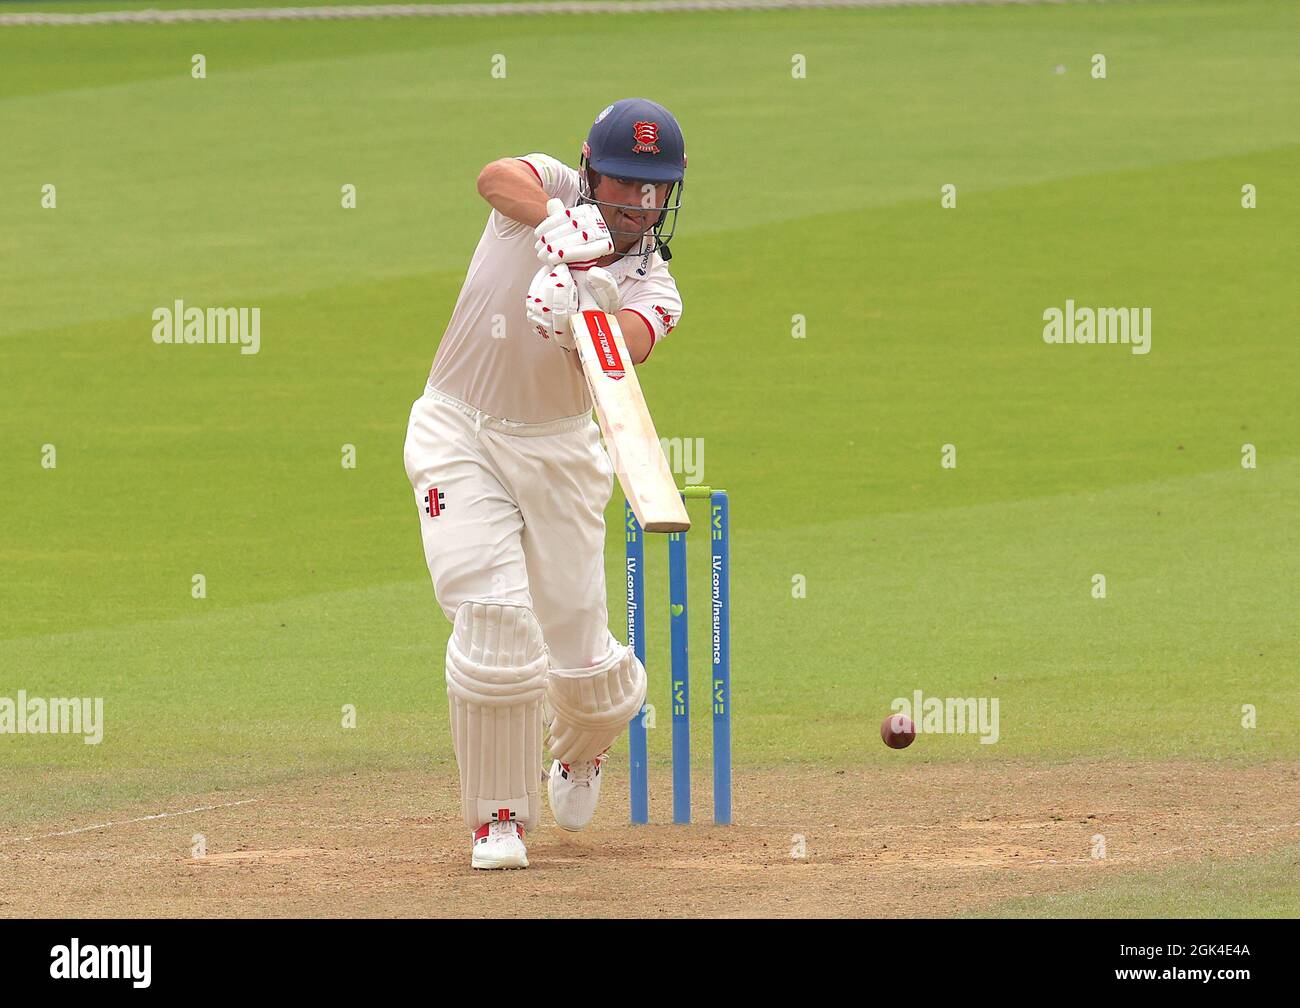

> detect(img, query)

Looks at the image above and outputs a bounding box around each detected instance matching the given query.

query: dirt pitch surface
[3,761,1296,918]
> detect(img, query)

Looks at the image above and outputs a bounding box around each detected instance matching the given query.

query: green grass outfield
[1,0,1297,914]
[972,843,1300,919]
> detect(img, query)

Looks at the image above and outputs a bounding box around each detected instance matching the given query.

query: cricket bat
[571,277,690,533]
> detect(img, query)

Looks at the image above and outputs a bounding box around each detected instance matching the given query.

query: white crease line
[1,799,260,845]
[0,0,1087,28]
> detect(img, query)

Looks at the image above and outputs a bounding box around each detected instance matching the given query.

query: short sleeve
[621,261,683,355]
[489,152,581,239]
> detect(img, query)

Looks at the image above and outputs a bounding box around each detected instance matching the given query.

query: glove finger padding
[533,198,573,240]
[571,266,621,314]
[534,198,614,266]
[545,642,648,765]
[525,263,578,347]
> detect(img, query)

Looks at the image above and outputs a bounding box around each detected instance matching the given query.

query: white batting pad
[445,600,549,832]
[545,642,647,765]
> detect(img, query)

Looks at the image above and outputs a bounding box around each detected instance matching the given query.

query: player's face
[595,174,669,246]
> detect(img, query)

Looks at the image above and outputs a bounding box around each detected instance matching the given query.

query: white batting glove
[571,266,621,315]
[534,198,614,267]
[525,262,579,349]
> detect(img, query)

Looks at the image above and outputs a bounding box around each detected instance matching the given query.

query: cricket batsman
[403,98,686,869]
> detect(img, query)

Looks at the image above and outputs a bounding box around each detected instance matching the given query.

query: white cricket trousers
[403,384,617,668]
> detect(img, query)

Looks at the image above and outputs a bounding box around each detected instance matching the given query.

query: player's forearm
[477,159,550,228]
[618,310,653,365]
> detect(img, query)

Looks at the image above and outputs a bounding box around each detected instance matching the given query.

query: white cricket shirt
[427,153,684,423]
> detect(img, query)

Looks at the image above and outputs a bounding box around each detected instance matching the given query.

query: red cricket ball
[881,714,916,750]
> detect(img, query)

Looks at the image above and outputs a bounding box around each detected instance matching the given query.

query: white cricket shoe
[548,753,607,832]
[470,814,529,870]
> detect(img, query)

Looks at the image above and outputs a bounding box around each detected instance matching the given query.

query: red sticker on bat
[583,311,625,380]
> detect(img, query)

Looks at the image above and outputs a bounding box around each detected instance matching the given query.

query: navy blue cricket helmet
[579,98,686,260]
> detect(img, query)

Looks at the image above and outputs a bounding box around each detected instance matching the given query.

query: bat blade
[572,308,689,533]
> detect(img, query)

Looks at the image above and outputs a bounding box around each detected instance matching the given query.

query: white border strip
[0,799,260,843]
[1,1,1086,28]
